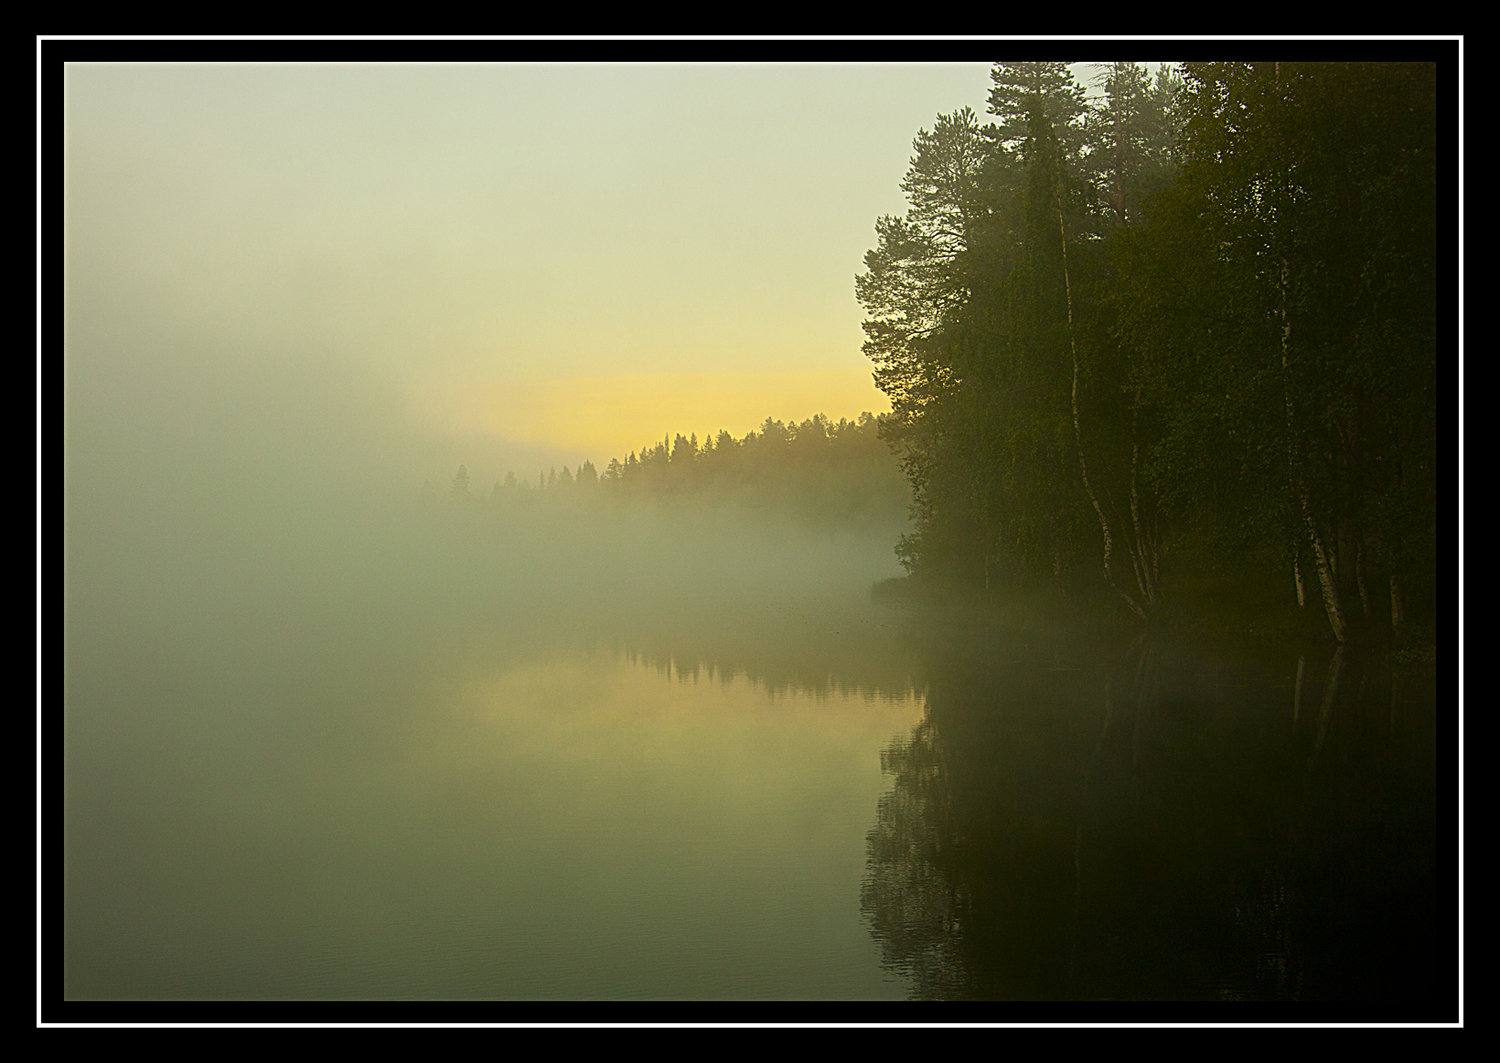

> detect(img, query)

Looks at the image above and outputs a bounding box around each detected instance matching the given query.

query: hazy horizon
[64,61,1144,483]
[66,63,981,478]
[60,57,1444,1008]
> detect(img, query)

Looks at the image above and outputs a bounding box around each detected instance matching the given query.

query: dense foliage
[858,61,1437,643]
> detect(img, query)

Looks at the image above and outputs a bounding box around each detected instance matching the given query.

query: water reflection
[613,604,923,703]
[862,621,1439,1002]
[64,591,926,1001]
[63,489,1442,1004]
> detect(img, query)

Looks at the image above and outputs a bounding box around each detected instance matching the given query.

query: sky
[63,61,1138,480]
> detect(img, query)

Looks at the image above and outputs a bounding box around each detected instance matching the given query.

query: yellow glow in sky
[65,61,1009,472]
[416,367,891,465]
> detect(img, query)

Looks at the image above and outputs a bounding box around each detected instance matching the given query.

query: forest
[432,61,1436,649]
[432,410,912,529]
[62,56,1447,1008]
[855,60,1436,645]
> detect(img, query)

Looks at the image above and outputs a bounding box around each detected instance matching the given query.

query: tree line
[429,411,911,527]
[858,61,1436,643]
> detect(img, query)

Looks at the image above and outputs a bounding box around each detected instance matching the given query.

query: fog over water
[62,62,957,1000]
[60,61,1442,1008]
[62,325,930,1000]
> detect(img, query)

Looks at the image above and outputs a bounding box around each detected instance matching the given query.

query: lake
[61,511,1443,1006]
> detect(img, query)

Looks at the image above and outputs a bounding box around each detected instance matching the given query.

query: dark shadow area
[861,610,1444,1007]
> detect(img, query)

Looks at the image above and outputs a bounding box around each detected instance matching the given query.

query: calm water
[62,520,1443,1003]
[862,615,1442,1004]
[65,646,921,1000]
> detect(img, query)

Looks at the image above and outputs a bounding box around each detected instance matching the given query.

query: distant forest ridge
[425,411,911,525]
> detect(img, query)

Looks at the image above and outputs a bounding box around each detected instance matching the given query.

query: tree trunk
[1281,258,1345,643]
[1314,645,1345,757]
[1355,540,1371,619]
[1306,510,1348,643]
[1058,179,1146,621]
[1128,411,1159,609]
[1293,654,1305,724]
[1275,62,1345,644]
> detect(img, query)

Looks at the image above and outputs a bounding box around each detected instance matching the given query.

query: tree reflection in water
[861,624,1439,1002]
